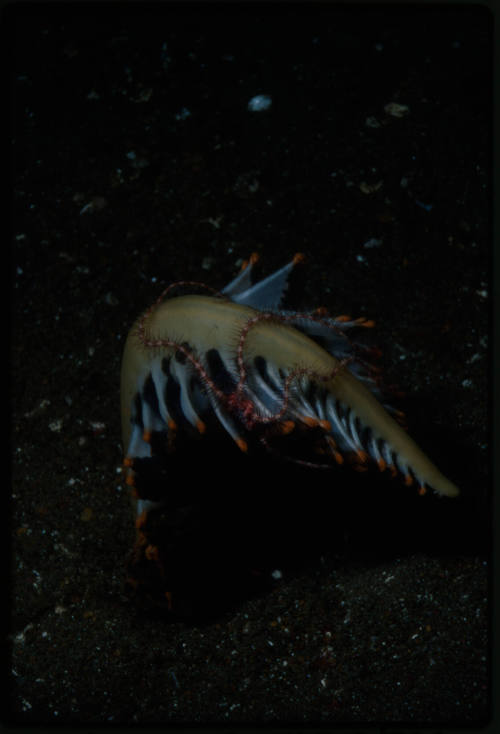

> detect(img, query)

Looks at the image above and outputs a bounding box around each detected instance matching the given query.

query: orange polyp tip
[279,420,295,435]
[145,544,159,561]
[168,419,177,432]
[242,253,260,270]
[135,530,147,548]
[377,458,387,472]
[418,485,427,496]
[388,464,398,478]
[142,430,152,443]
[357,450,369,463]
[123,456,134,468]
[314,306,329,316]
[301,415,321,429]
[335,314,352,323]
[404,473,414,486]
[125,576,139,592]
[292,252,306,265]
[135,511,148,530]
[318,419,332,432]
[196,419,207,434]
[361,319,376,328]
[334,450,344,465]
[325,435,341,458]
[236,437,248,453]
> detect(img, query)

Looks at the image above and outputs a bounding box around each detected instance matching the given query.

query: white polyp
[325,395,358,453]
[127,423,151,459]
[136,498,165,517]
[150,362,170,424]
[141,397,166,434]
[382,441,395,467]
[170,361,204,430]
[206,392,245,447]
[369,435,383,464]
[348,412,362,450]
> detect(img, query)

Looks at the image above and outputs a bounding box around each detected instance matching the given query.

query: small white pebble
[365,116,381,128]
[384,102,410,117]
[175,107,191,121]
[363,237,383,248]
[248,94,272,112]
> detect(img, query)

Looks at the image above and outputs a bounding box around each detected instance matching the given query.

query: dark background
[8,2,491,725]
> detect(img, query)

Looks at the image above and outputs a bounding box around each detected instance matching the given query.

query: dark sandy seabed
[7,2,492,728]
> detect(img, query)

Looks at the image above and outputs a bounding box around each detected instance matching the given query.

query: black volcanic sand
[8,4,491,726]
